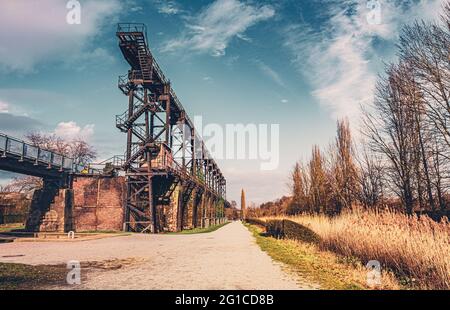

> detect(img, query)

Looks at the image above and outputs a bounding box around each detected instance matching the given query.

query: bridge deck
[0,133,76,179]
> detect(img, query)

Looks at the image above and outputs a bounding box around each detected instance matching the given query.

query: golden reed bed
[261,209,450,289]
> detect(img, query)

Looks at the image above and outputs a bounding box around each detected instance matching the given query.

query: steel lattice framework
[116,23,227,233]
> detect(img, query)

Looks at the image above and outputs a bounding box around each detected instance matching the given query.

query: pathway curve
[0,221,318,290]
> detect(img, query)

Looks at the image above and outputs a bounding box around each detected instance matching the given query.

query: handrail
[84,155,125,176]
[117,23,147,40]
[95,155,125,166]
[0,132,75,172]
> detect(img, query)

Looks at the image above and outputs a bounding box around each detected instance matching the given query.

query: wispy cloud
[256,61,286,88]
[282,0,444,121]
[0,0,122,73]
[153,0,182,15]
[161,0,275,57]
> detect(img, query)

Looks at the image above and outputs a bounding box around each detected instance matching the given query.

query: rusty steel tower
[116,24,227,233]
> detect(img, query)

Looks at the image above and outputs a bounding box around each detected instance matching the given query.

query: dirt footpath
[0,221,318,290]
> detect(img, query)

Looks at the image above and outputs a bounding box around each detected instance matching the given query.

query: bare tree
[356,145,385,209]
[0,133,98,196]
[363,64,418,214]
[399,19,450,153]
[69,139,97,165]
[287,162,310,214]
[3,176,43,194]
[328,119,358,213]
[25,132,67,154]
[251,3,450,218]
[444,1,450,30]
[0,184,10,195]
[430,135,448,212]
[308,146,328,214]
[25,132,96,165]
[397,10,450,213]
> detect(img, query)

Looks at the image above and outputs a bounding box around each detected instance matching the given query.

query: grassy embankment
[168,222,230,235]
[249,208,450,289]
[288,210,449,289]
[246,223,400,290]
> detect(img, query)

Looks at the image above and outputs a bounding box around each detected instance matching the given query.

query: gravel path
[0,221,318,290]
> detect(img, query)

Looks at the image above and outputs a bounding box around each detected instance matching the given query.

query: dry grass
[246,224,400,290]
[263,209,450,289]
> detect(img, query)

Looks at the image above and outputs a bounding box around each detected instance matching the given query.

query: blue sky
[0,0,445,204]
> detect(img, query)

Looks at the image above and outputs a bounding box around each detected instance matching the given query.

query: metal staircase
[123,143,160,169]
[135,33,152,82]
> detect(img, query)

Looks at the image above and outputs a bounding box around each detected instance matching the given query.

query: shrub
[282,220,320,244]
[263,219,321,244]
[245,218,266,227]
[265,220,284,239]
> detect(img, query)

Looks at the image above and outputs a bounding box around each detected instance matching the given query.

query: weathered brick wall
[26,176,125,233]
[72,176,126,232]
[184,197,194,230]
[24,175,224,233]
[159,185,180,232]
[26,185,67,232]
[197,195,207,228]
[40,190,65,232]
[0,193,30,224]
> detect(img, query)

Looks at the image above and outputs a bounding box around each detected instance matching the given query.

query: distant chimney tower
[241,189,246,220]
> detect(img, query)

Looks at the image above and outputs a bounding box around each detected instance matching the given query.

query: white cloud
[54,121,95,141]
[281,99,288,103]
[256,61,286,88]
[0,101,9,113]
[154,0,181,15]
[130,5,143,12]
[283,0,444,121]
[0,0,121,73]
[161,0,275,57]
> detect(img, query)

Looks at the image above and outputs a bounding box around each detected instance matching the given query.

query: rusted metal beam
[116,23,228,233]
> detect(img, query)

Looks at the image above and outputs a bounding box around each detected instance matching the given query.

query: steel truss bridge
[0,23,229,234]
[0,133,124,201]
[116,23,228,233]
[0,133,124,181]
[0,133,76,186]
